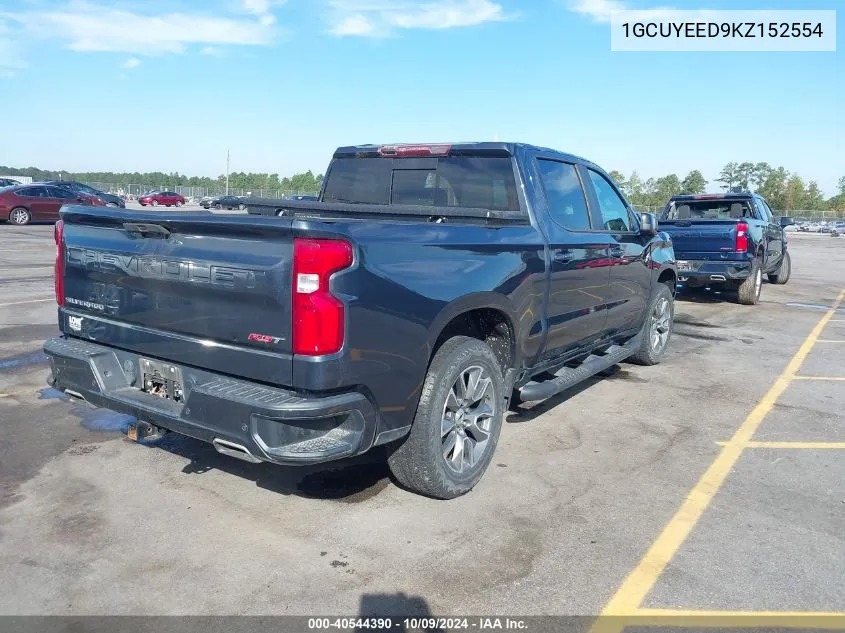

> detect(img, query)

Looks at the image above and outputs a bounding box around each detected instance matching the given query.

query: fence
[88,182,319,200]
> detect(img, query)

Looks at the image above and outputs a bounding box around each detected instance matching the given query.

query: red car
[0,184,103,225]
[138,191,185,207]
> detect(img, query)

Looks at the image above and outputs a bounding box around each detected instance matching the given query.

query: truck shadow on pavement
[357,592,443,632]
[150,432,393,502]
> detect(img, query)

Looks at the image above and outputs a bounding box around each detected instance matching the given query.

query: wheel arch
[427,293,520,375]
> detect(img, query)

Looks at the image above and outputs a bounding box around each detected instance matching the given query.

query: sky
[0,0,843,194]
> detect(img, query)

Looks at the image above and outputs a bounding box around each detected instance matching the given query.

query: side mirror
[779,216,794,227]
[639,212,658,235]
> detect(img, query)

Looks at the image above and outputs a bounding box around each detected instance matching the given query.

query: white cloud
[200,45,226,57]
[328,0,514,37]
[0,2,279,57]
[567,0,627,23]
[122,56,141,68]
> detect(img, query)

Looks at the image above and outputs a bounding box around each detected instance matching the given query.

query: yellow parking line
[717,441,845,449]
[633,608,845,629]
[0,298,54,307]
[794,376,845,381]
[590,289,845,633]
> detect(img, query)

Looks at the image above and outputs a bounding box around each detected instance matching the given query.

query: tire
[176,201,183,208]
[767,250,791,285]
[106,202,118,208]
[9,207,32,225]
[737,257,763,305]
[628,282,674,366]
[238,204,245,210]
[387,336,505,499]
[151,200,159,207]
[214,203,222,210]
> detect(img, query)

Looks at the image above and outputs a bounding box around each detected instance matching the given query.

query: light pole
[225,149,230,195]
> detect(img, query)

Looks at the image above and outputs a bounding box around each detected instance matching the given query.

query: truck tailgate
[660,219,739,256]
[59,207,296,386]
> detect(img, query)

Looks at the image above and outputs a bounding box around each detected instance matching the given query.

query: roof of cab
[333,142,593,166]
[670,192,757,201]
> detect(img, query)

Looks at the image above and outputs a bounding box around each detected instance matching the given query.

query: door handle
[553,250,574,264]
[123,222,171,238]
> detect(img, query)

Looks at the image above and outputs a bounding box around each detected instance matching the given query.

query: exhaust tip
[212,438,262,464]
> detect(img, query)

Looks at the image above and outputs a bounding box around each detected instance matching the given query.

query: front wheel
[388,336,505,499]
[767,251,791,285]
[628,283,674,366]
[238,204,245,210]
[151,200,159,207]
[737,258,763,305]
[9,207,32,225]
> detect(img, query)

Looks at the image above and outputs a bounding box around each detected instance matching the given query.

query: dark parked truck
[659,193,794,305]
[44,143,677,499]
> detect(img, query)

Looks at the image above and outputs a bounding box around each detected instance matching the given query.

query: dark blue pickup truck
[659,193,794,305]
[43,142,677,498]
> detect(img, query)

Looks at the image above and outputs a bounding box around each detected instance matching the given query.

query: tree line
[0,166,324,194]
[609,163,845,213]
[3,162,844,213]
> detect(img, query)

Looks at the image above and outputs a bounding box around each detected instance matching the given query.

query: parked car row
[0,183,106,225]
[796,219,845,233]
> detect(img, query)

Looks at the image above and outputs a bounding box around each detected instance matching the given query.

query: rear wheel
[175,201,183,208]
[767,250,791,285]
[388,336,504,499]
[629,283,674,366]
[9,207,32,225]
[737,258,763,305]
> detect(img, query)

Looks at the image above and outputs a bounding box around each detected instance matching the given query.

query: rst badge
[68,315,83,332]
[248,333,284,344]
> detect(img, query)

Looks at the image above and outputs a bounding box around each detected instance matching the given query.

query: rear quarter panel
[305,218,548,435]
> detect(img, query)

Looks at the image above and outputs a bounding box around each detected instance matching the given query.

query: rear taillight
[54,220,65,306]
[292,238,353,355]
[736,221,749,252]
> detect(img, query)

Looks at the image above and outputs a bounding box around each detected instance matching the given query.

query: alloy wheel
[441,366,496,473]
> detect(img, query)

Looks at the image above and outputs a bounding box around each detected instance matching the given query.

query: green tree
[608,170,625,188]
[804,181,825,210]
[753,162,772,190]
[716,162,739,191]
[680,169,707,194]
[838,176,845,196]
[757,166,789,209]
[736,162,756,190]
[783,174,806,211]
[654,174,682,203]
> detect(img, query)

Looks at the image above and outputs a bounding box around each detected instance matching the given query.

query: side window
[50,187,76,199]
[536,159,591,231]
[587,169,633,232]
[757,199,773,222]
[18,186,46,197]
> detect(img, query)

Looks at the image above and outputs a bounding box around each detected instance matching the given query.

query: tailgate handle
[123,222,171,238]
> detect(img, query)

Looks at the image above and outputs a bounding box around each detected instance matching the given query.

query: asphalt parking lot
[1,226,844,628]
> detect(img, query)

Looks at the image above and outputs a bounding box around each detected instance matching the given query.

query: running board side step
[518,334,642,403]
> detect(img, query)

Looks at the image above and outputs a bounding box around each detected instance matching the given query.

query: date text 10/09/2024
[307,618,529,630]
[621,22,824,39]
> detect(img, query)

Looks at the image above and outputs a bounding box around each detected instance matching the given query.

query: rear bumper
[676,259,752,285]
[43,336,380,465]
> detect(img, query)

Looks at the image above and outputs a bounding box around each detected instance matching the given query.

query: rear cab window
[322,155,520,212]
[662,199,758,221]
